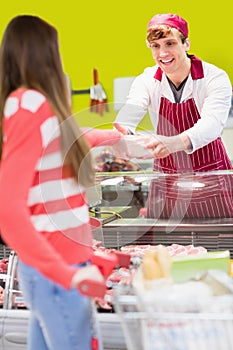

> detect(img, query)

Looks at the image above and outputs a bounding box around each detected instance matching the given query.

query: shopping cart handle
[91,251,131,277]
[114,251,131,268]
[78,251,132,298]
[78,279,107,298]
[91,251,118,278]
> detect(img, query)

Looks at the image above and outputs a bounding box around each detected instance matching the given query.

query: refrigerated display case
[93,170,233,257]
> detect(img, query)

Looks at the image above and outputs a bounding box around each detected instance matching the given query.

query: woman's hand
[113,122,134,135]
[71,265,104,289]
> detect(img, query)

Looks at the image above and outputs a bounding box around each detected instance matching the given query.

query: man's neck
[167,56,191,88]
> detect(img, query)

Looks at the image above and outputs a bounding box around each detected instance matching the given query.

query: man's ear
[185,38,190,52]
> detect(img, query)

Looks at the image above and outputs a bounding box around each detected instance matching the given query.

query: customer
[114,13,233,218]
[0,15,121,350]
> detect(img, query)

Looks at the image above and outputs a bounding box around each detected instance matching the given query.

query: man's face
[149,29,190,76]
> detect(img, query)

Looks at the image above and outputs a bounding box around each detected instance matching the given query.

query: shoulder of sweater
[7,89,48,115]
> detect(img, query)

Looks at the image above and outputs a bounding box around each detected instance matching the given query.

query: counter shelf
[102,217,233,258]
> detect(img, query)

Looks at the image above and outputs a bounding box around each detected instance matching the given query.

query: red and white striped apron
[147,95,233,218]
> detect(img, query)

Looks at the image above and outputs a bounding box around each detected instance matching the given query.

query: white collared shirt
[114,60,232,153]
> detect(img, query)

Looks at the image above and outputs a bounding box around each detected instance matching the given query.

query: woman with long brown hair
[0,15,121,350]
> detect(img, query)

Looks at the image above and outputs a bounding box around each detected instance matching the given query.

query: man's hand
[144,133,191,159]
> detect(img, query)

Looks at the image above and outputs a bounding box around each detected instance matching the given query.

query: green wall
[0,1,232,130]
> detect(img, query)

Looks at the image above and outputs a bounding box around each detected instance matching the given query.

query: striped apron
[147,96,233,218]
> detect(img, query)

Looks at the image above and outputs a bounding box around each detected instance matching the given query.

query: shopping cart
[113,283,233,350]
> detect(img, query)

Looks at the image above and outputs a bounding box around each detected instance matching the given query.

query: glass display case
[90,170,233,257]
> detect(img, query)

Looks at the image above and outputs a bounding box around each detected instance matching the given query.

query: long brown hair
[0,15,95,186]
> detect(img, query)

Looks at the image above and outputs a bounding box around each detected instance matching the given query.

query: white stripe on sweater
[40,117,60,148]
[28,178,85,206]
[4,97,19,118]
[30,205,89,232]
[36,151,63,170]
[21,90,46,113]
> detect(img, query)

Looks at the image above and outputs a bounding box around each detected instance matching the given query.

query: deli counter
[91,170,233,258]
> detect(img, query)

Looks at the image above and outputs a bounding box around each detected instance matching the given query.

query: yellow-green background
[0,1,232,130]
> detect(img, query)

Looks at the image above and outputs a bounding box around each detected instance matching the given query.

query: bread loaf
[141,245,172,280]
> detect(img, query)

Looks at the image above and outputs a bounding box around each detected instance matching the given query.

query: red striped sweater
[0,89,121,289]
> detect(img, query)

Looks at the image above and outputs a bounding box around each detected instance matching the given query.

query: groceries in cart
[113,245,233,350]
[132,245,233,308]
[91,242,231,312]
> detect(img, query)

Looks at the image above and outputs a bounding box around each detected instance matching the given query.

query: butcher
[114,13,233,218]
